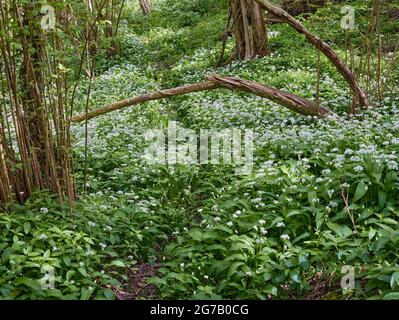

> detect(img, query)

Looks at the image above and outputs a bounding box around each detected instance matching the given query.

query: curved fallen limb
[254,0,370,110]
[206,75,334,117]
[70,75,336,123]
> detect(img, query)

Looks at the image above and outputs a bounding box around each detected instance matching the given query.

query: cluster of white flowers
[280,234,290,241]
[88,221,96,227]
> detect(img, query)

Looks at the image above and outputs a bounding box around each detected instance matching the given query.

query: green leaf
[80,287,93,300]
[83,237,94,245]
[63,256,71,266]
[23,222,31,234]
[110,260,126,268]
[103,289,115,300]
[390,272,399,289]
[307,191,317,206]
[43,250,51,259]
[353,181,367,202]
[264,284,278,296]
[327,222,353,238]
[227,261,244,279]
[290,272,300,283]
[315,211,324,230]
[378,191,387,209]
[263,272,272,282]
[14,277,41,290]
[299,254,309,270]
[383,292,399,300]
[368,228,376,240]
[78,268,88,277]
[66,270,76,282]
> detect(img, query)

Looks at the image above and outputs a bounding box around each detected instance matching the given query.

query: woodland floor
[1,0,398,300]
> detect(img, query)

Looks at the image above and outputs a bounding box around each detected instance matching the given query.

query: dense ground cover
[0,0,398,299]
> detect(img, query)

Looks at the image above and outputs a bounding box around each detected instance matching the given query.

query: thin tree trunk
[254,0,370,110]
[0,1,76,205]
[139,0,151,15]
[230,0,268,60]
[70,75,335,123]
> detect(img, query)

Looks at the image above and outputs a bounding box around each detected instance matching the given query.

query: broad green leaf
[227,261,244,279]
[66,270,76,282]
[80,287,93,300]
[390,272,399,289]
[383,292,399,300]
[14,277,41,290]
[23,222,31,234]
[378,191,387,209]
[78,268,88,277]
[307,191,317,205]
[110,260,126,268]
[327,222,353,238]
[299,254,309,270]
[353,181,367,202]
[103,289,115,300]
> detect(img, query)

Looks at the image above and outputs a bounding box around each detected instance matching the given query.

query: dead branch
[70,81,218,122]
[70,75,336,123]
[206,75,334,117]
[254,0,370,110]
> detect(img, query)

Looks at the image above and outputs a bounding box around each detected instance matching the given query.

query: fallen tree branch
[254,0,370,109]
[70,81,218,122]
[70,75,336,123]
[206,75,334,117]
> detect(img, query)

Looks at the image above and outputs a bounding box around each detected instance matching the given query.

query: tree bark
[230,0,268,60]
[254,0,370,109]
[70,75,335,123]
[207,75,333,117]
[139,0,151,15]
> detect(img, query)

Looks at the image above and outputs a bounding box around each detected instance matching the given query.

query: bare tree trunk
[0,1,76,205]
[101,0,125,57]
[70,75,335,123]
[254,0,370,110]
[230,0,268,60]
[19,3,59,195]
[139,0,151,15]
